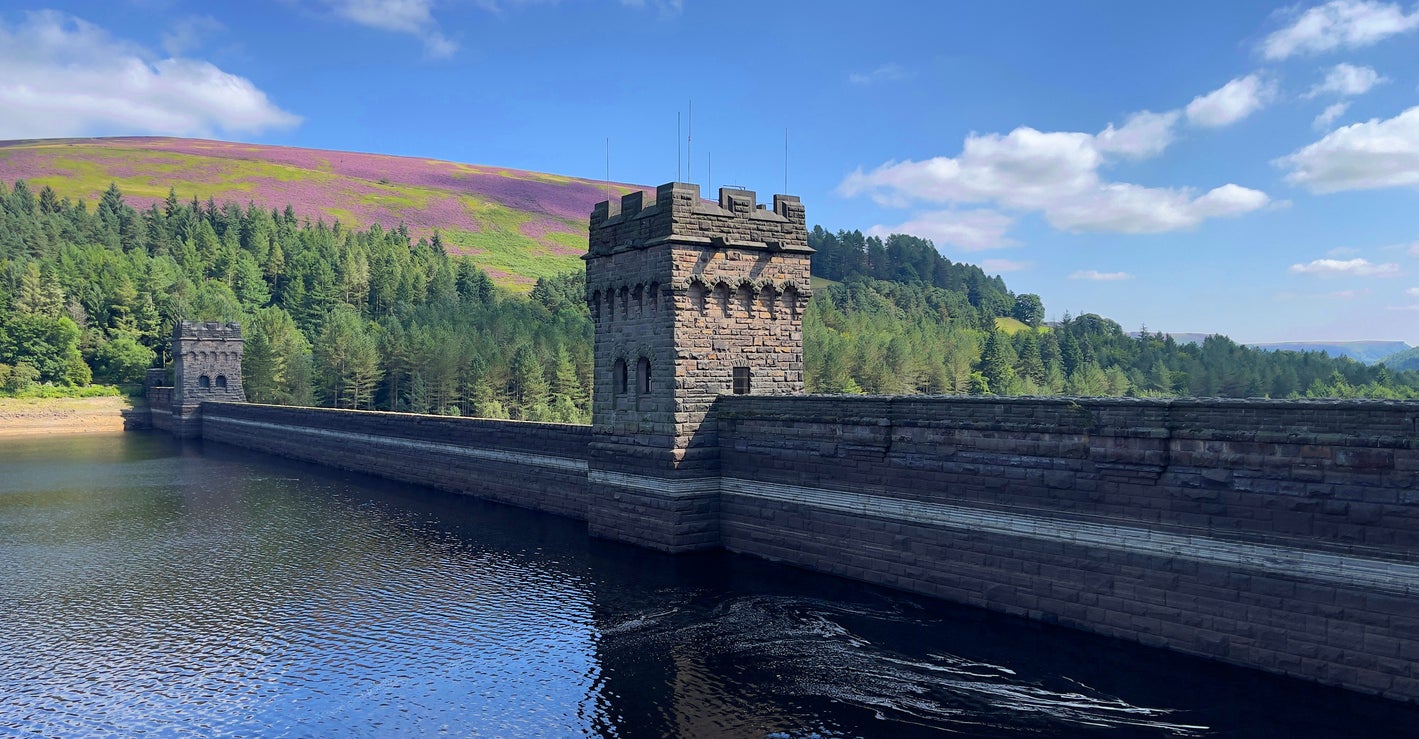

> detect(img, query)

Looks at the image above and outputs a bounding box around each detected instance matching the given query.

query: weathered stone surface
[142,187,1419,705]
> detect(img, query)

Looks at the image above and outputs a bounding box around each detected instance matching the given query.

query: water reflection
[1,433,1416,737]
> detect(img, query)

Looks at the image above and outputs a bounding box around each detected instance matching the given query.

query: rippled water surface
[2,434,1416,737]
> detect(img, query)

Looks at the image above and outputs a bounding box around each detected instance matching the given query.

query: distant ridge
[0,136,647,289]
[1248,341,1411,364]
[1127,333,1411,364]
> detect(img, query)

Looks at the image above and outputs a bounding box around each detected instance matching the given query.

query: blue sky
[2,1,1418,344]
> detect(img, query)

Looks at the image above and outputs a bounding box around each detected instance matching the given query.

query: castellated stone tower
[170,320,245,436]
[584,182,812,551]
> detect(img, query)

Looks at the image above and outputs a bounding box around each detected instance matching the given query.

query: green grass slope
[1379,345,1419,371]
[0,137,645,291]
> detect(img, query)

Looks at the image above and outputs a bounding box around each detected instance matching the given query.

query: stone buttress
[583,183,813,551]
[168,320,246,437]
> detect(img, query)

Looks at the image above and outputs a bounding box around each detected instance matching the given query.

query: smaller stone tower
[170,320,245,436]
[584,182,812,551]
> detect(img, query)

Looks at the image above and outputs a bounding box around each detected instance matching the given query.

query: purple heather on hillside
[0,137,649,254]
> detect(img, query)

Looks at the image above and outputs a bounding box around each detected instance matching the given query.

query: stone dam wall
[200,402,591,520]
[179,395,1419,703]
[713,395,1419,703]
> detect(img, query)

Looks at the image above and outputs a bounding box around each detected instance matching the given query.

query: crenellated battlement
[175,320,245,341]
[588,183,810,256]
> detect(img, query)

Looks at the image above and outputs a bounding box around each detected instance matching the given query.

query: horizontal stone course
[712,393,1419,702]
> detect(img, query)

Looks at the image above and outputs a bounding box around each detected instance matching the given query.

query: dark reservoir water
[3,434,1417,738]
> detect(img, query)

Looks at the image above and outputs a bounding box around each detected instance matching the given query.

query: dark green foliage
[92,336,155,384]
[2,177,1415,405]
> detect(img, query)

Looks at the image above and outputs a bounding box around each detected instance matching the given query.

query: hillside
[0,137,643,290]
[1379,346,1419,371]
[1248,341,1411,364]
[1125,333,1410,364]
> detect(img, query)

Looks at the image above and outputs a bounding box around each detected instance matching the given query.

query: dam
[145,182,1419,705]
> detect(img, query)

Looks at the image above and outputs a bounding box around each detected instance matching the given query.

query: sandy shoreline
[0,396,140,438]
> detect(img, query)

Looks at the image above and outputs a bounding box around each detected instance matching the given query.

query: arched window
[783,286,800,320]
[198,375,211,389]
[737,284,754,316]
[613,359,628,394]
[619,287,629,319]
[715,283,732,318]
[648,283,660,314]
[637,357,651,394]
[761,285,779,318]
[632,284,644,316]
[689,282,707,315]
[591,290,602,323]
[215,375,228,389]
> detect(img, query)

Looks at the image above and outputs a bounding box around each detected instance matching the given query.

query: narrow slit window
[732,367,751,395]
[637,357,651,394]
[614,359,628,394]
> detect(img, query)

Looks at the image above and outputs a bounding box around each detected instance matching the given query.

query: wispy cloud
[1313,101,1351,129]
[1186,74,1276,128]
[0,10,300,139]
[1069,270,1133,281]
[1305,63,1386,98]
[849,63,907,86]
[1407,287,1419,297]
[1279,105,1419,192]
[161,15,224,56]
[865,209,1016,251]
[1288,257,1402,276]
[323,0,457,58]
[1262,0,1419,59]
[620,0,684,14]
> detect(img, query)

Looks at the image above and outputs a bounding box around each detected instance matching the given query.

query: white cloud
[1305,63,1387,98]
[1288,257,1402,276]
[866,209,1016,251]
[1186,74,1276,128]
[1279,105,1419,192]
[0,11,300,139]
[1095,110,1180,159]
[849,64,906,86]
[1407,287,1419,297]
[324,0,457,57]
[1069,270,1133,281]
[1262,0,1419,60]
[1411,242,1419,257]
[1314,101,1351,129]
[839,117,1267,236]
[982,259,1032,273]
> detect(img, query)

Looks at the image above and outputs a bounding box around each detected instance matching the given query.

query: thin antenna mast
[677,112,682,183]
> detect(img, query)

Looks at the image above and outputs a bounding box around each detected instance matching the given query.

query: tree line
[2,179,1415,411]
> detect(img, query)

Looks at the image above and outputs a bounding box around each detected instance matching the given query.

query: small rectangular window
[732,367,751,395]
